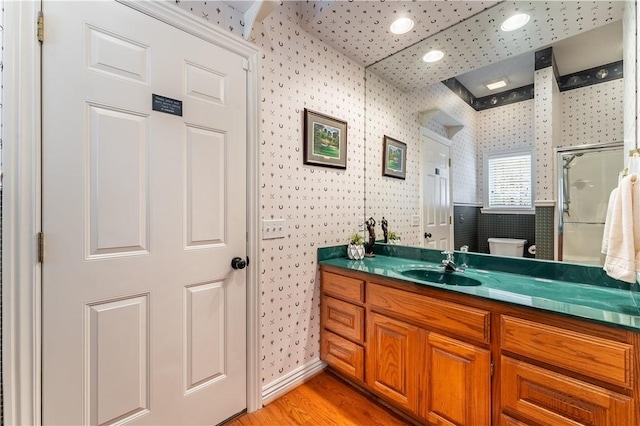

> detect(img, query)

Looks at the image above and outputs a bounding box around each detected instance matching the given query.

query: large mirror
[364,0,634,267]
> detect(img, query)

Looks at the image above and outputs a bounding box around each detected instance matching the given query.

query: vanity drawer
[367,282,490,344]
[322,271,365,304]
[322,296,365,344]
[321,330,364,381]
[499,414,529,426]
[500,315,633,388]
[501,356,632,425]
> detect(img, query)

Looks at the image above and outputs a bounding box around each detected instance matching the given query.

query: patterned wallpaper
[301,0,496,66]
[368,1,626,92]
[364,72,422,246]
[174,1,245,36]
[476,99,534,204]
[174,1,366,386]
[365,71,478,246]
[560,79,624,147]
[533,66,559,202]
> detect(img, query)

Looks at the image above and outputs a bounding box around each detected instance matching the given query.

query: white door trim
[420,126,453,147]
[3,1,42,424]
[2,2,262,423]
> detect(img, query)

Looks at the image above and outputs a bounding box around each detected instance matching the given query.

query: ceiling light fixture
[422,50,444,63]
[390,17,414,35]
[500,13,530,32]
[485,78,509,91]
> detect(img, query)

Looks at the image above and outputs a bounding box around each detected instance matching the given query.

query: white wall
[560,79,624,147]
[477,100,534,204]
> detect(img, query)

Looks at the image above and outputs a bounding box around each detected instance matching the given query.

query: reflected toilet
[488,238,527,257]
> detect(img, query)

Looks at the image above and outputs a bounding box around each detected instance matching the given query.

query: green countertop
[320,254,640,331]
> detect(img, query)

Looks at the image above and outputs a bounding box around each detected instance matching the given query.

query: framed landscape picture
[383,136,407,179]
[303,109,347,169]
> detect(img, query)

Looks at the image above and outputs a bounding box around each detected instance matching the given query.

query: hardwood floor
[225,371,413,425]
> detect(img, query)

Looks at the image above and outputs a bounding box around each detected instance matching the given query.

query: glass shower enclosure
[557,143,623,265]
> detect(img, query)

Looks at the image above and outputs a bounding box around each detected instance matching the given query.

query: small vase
[347,244,365,260]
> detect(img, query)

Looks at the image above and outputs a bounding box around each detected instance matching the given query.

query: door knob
[424,233,432,239]
[231,257,247,270]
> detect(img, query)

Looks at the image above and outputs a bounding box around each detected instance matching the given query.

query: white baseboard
[261,358,326,406]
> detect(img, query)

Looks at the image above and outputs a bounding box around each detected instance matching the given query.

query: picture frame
[303,108,348,169]
[382,135,407,179]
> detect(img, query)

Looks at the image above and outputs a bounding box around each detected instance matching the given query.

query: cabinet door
[366,312,419,412]
[423,333,491,426]
[501,356,633,425]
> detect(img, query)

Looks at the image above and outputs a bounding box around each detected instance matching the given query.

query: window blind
[487,152,532,208]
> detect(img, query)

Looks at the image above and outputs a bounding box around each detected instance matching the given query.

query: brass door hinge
[37,232,45,263]
[490,361,495,376]
[448,158,452,167]
[37,11,44,43]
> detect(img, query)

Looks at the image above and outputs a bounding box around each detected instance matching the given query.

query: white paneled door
[423,135,452,250]
[42,2,248,424]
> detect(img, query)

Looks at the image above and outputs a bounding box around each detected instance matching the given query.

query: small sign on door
[152,94,183,116]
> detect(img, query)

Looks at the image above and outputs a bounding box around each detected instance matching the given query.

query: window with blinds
[483,149,534,213]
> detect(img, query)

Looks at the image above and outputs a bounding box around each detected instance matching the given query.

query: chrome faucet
[441,250,464,272]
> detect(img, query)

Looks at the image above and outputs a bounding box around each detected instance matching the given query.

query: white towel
[603,174,640,283]
[601,187,618,254]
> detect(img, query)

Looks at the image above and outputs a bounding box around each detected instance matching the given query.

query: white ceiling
[554,18,623,75]
[287,1,627,92]
[456,50,534,98]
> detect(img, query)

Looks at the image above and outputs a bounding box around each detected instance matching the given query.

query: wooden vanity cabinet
[321,267,492,425]
[319,265,638,425]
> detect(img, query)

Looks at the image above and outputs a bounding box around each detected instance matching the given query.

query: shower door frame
[556,142,623,262]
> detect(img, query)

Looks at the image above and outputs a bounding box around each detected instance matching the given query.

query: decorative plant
[349,232,365,246]
[388,231,401,244]
[347,233,366,260]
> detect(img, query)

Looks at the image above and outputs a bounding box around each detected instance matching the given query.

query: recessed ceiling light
[501,13,530,32]
[422,50,444,63]
[485,78,509,91]
[390,17,414,35]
